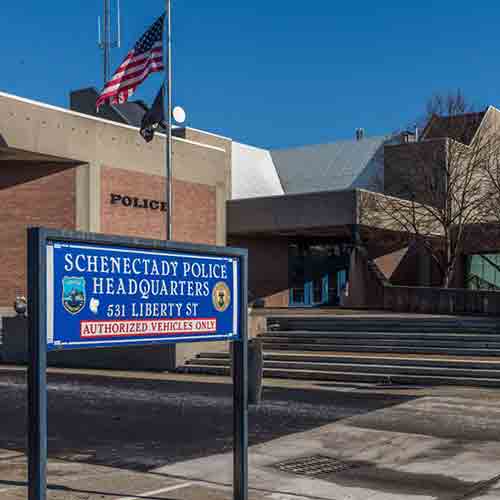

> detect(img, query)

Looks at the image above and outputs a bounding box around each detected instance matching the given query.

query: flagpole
[165,0,173,241]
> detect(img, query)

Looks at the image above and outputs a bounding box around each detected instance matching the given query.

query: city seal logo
[62,277,86,315]
[212,281,231,312]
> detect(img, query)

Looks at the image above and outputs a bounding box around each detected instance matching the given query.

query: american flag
[96,14,165,110]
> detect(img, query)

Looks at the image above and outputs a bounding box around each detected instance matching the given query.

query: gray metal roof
[270,136,389,194]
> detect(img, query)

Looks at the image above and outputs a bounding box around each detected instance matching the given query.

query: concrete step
[186,357,500,379]
[262,331,500,341]
[180,314,500,386]
[260,343,500,356]
[266,325,500,335]
[179,364,500,388]
[260,337,500,349]
[268,315,499,324]
[267,317,500,334]
[193,351,500,370]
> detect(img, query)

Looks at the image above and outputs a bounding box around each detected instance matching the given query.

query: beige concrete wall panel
[75,164,90,231]
[0,96,98,161]
[75,161,102,233]
[0,94,230,190]
[180,128,231,152]
[89,161,102,232]
[356,189,443,236]
[216,183,226,245]
[172,140,227,186]
[475,106,500,142]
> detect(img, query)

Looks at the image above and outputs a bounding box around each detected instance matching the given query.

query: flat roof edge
[0,91,226,153]
[228,187,359,204]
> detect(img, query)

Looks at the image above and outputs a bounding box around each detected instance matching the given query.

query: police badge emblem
[62,277,86,314]
[212,281,231,312]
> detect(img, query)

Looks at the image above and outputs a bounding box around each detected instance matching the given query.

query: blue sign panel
[45,241,240,350]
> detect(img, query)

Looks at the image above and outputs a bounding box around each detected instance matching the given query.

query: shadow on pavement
[0,369,416,472]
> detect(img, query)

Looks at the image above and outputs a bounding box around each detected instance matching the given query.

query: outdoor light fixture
[172,105,186,124]
[14,296,27,316]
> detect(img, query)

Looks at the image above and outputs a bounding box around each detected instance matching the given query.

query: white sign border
[46,241,240,348]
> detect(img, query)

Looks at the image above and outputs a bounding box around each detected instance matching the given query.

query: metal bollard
[248,338,263,405]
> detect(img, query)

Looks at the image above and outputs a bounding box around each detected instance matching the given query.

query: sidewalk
[156,395,500,500]
[0,449,322,500]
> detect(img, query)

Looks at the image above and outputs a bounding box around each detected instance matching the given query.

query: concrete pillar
[75,161,102,233]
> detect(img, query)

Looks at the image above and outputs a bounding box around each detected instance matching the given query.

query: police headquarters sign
[44,236,242,350]
[27,228,248,500]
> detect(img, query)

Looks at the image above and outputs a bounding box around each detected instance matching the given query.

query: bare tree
[362,90,500,288]
[483,152,500,222]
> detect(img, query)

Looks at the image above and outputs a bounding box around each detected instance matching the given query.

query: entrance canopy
[227,188,412,256]
[227,189,417,307]
[228,189,356,237]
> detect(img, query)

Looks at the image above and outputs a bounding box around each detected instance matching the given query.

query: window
[466,254,500,291]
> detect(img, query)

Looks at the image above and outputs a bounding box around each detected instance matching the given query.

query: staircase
[179,315,500,387]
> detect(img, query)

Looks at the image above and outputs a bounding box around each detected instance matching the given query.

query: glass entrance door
[311,276,327,305]
[289,241,350,307]
[289,242,308,306]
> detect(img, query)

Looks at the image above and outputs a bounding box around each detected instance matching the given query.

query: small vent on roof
[400,130,417,144]
[355,128,364,141]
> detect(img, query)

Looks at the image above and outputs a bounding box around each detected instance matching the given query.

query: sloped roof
[231,142,284,199]
[421,111,486,145]
[270,136,388,195]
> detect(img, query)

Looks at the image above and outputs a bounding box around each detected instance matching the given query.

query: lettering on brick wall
[110,193,167,212]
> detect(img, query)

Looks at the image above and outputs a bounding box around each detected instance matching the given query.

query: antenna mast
[98,0,122,86]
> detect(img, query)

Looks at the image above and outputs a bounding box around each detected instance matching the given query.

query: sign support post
[27,227,48,500]
[233,257,248,500]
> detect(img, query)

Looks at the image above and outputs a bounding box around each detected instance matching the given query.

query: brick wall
[101,166,217,244]
[344,248,385,310]
[228,236,289,307]
[0,163,76,306]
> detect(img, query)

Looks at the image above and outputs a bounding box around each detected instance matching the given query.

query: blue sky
[2,1,499,149]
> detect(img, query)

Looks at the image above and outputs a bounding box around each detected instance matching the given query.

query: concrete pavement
[0,449,324,499]
[0,367,408,471]
[1,367,500,498]
[156,393,500,500]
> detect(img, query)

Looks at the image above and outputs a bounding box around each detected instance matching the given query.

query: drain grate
[273,454,361,477]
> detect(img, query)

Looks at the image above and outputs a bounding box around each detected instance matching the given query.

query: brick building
[1,88,499,339]
[0,90,232,366]
[228,108,500,309]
